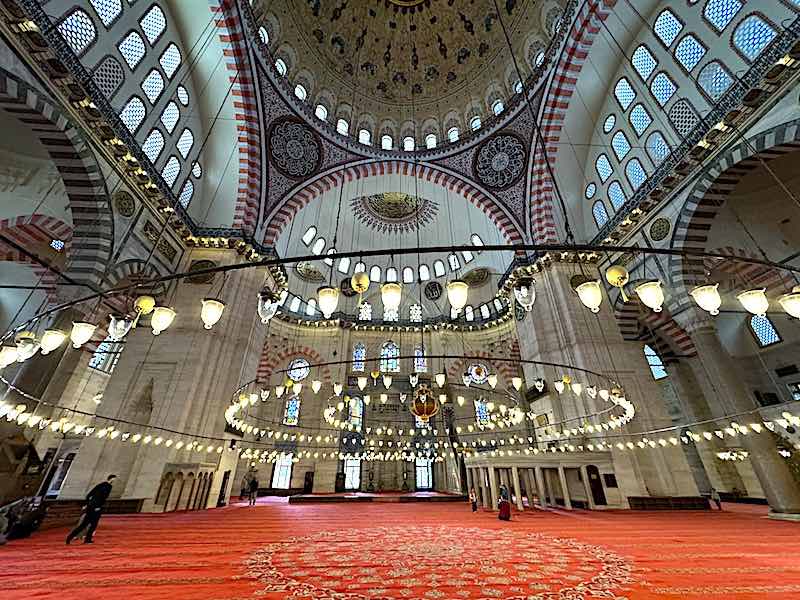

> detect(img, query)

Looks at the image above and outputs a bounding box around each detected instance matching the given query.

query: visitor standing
[710,487,722,510]
[66,474,116,544]
[498,483,511,521]
[469,487,478,512]
[248,476,259,506]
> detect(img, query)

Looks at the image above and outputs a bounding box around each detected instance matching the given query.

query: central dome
[255,0,564,146]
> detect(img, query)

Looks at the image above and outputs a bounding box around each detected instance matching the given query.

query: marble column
[558,466,572,509]
[679,315,800,514]
[465,467,474,498]
[535,467,547,508]
[511,466,524,511]
[523,468,537,509]
[488,466,499,510]
[580,465,596,510]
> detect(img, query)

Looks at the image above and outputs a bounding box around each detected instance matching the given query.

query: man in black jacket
[66,474,116,544]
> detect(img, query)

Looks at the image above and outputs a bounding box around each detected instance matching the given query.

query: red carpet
[2,500,800,599]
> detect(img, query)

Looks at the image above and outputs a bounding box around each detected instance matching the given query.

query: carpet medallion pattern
[247,525,634,599]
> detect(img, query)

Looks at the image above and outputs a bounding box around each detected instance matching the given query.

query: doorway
[586,465,607,506]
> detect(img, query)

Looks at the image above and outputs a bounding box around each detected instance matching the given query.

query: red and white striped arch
[257,344,332,384]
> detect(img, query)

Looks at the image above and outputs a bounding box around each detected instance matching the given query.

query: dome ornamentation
[268,118,322,179]
[473,134,527,190]
[350,192,438,234]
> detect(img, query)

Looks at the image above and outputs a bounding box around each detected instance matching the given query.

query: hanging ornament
[370,369,381,384]
[200,298,225,329]
[778,285,800,318]
[487,373,498,389]
[357,376,368,391]
[571,382,583,396]
[511,377,523,391]
[260,389,270,401]
[586,385,597,398]
[635,280,665,313]
[533,378,545,392]
[317,286,340,319]
[39,329,67,355]
[108,315,135,341]
[257,290,280,324]
[0,345,18,368]
[409,373,419,387]
[134,295,156,316]
[457,395,465,406]
[70,322,97,348]
[381,282,402,311]
[275,384,286,398]
[512,278,536,311]
[690,283,722,316]
[150,307,176,335]
[575,280,603,313]
[554,380,565,394]
[446,280,469,311]
[462,372,471,386]
[333,382,343,396]
[605,265,630,302]
[382,374,392,389]
[399,393,407,403]
[15,332,40,362]
[737,288,768,317]
[435,372,446,387]
[351,271,370,295]
[311,380,322,394]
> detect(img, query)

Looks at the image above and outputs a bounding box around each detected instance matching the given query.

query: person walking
[66,474,116,544]
[469,487,478,512]
[248,476,259,506]
[710,487,722,510]
[498,483,511,521]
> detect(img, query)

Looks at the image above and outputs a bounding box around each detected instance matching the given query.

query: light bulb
[200,298,225,329]
[737,288,768,317]
[151,307,176,335]
[363,395,371,405]
[635,280,664,313]
[357,376,368,391]
[438,394,447,404]
[333,382,343,396]
[576,280,603,313]
[39,329,67,355]
[275,385,285,398]
[778,285,800,319]
[108,314,135,342]
[293,382,303,395]
[317,286,340,318]
[511,377,523,391]
[512,278,536,312]
[381,282,402,311]
[457,395,465,406]
[70,322,97,348]
[257,290,279,323]
[382,374,392,389]
[380,393,387,403]
[409,373,418,387]
[462,372,471,386]
[554,380,565,394]
[446,280,469,311]
[690,283,721,316]
[435,372,446,387]
[487,373,498,389]
[571,382,583,396]
[311,380,322,394]
[0,345,18,368]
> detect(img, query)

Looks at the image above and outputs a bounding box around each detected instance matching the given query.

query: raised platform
[288,491,466,504]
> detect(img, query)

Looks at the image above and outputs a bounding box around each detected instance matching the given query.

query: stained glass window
[585,182,597,198]
[161,155,180,187]
[646,131,670,164]
[611,131,632,161]
[176,128,194,159]
[750,315,780,347]
[118,30,146,69]
[629,104,652,136]
[352,342,366,371]
[474,398,490,427]
[89,0,122,27]
[283,397,300,426]
[732,16,777,61]
[644,344,667,380]
[159,43,182,79]
[625,158,647,190]
[120,96,146,132]
[58,9,97,57]
[650,72,677,106]
[192,161,202,178]
[698,61,734,100]
[380,341,400,373]
[613,77,636,110]
[608,181,626,210]
[160,101,179,133]
[142,128,164,162]
[88,336,122,374]
[631,45,657,80]
[603,114,616,134]
[414,345,427,373]
[674,35,706,71]
[596,154,613,182]
[287,358,310,382]
[140,5,167,45]
[704,0,742,32]
[653,9,683,47]
[593,201,609,228]
[178,179,193,208]
[141,69,164,104]
[176,85,189,105]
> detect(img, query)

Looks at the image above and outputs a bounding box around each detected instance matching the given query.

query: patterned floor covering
[2,499,800,599]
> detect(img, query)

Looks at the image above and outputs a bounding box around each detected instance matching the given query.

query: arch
[0,69,113,291]
[669,118,800,310]
[445,351,518,384]
[256,344,332,383]
[263,160,526,247]
[529,0,616,243]
[104,258,169,299]
[210,0,262,234]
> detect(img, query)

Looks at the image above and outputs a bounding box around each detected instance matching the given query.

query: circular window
[287,358,310,382]
[649,217,671,241]
[603,115,616,134]
[585,182,597,199]
[468,363,490,384]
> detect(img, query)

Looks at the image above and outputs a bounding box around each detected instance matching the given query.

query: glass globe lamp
[39,329,67,355]
[575,280,603,313]
[381,282,402,311]
[70,322,97,348]
[317,286,340,319]
[690,283,721,316]
[778,285,800,319]
[446,280,469,311]
[512,278,536,311]
[200,298,225,329]
[151,307,176,335]
[635,280,665,313]
[737,288,768,317]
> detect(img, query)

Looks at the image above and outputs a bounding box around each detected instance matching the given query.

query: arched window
[141,69,164,104]
[471,233,484,247]
[513,80,523,94]
[415,457,433,489]
[750,315,781,347]
[274,58,287,76]
[698,61,734,101]
[336,119,349,135]
[289,296,301,312]
[354,261,366,273]
[534,51,545,67]
[461,249,474,263]
[403,136,415,151]
[585,182,597,199]
[271,454,293,488]
[447,127,459,143]
[402,267,414,283]
[348,397,363,428]
[608,181,626,210]
[294,84,307,101]
[192,161,202,178]
[305,297,316,316]
[258,26,270,45]
[324,248,335,266]
[646,131,670,164]
[344,457,361,489]
[92,55,124,98]
[301,226,316,246]
[381,134,393,149]
[140,4,167,44]
[653,8,683,47]
[159,43,182,79]
[650,72,677,106]
[352,342,366,371]
[491,99,504,115]
[358,129,371,145]
[176,129,194,159]
[369,265,381,282]
[674,34,706,72]
[178,180,194,208]
[414,345,427,373]
[644,344,668,380]
[118,31,146,69]
[603,114,616,133]
[380,341,400,372]
[358,301,372,321]
[474,398,490,427]
[425,133,437,149]
[465,305,474,321]
[625,158,647,190]
[89,0,122,27]
[160,101,180,133]
[631,45,657,81]
[611,131,631,161]
[385,267,398,282]
[447,253,460,271]
[315,104,328,120]
[58,9,97,57]
[142,129,165,162]
[161,156,180,187]
[311,238,325,255]
[613,77,636,110]
[433,260,446,277]
[669,99,699,136]
[629,104,652,136]
[176,85,189,106]
[419,264,430,281]
[595,154,613,182]
[704,0,742,33]
[732,15,777,62]
[409,303,423,322]
[593,201,609,228]
[337,256,351,273]
[493,297,505,311]
[480,304,491,319]
[88,335,122,374]
[287,358,310,381]
[469,116,481,131]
